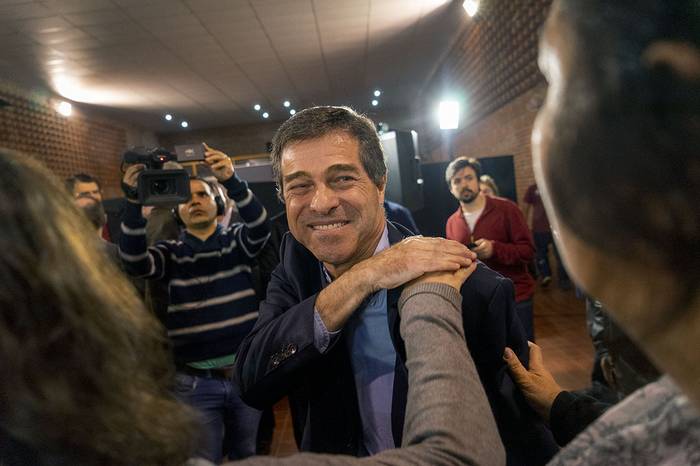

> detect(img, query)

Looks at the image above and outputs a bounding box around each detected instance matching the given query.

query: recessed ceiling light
[56,101,72,117]
[289,109,296,115]
[254,104,261,111]
[283,100,290,108]
[371,99,379,107]
[374,90,381,97]
[181,121,189,128]
[164,113,173,121]
[262,112,269,118]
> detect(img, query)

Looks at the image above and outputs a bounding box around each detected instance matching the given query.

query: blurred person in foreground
[504,0,700,464]
[0,148,504,466]
[0,149,196,466]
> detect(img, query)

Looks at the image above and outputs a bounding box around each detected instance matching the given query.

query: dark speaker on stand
[381,130,423,211]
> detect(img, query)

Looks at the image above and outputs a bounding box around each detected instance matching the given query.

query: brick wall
[436,85,546,208]
[0,80,150,198]
[415,0,552,206]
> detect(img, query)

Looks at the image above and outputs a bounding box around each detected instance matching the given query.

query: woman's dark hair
[0,149,196,465]
[270,106,387,197]
[544,0,700,308]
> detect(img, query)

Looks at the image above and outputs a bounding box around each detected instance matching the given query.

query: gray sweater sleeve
[228,282,505,466]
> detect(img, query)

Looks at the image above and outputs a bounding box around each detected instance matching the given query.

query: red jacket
[446,196,535,302]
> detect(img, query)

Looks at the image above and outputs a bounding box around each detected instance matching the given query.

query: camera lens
[151,179,174,195]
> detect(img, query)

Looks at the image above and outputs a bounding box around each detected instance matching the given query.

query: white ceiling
[0,0,468,131]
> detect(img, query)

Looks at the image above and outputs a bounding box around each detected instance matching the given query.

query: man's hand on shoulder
[356,237,476,293]
[315,237,476,332]
[203,143,234,181]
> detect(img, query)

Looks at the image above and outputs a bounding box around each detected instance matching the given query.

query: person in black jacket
[236,106,557,465]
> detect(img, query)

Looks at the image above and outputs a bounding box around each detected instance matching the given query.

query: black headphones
[172,178,226,226]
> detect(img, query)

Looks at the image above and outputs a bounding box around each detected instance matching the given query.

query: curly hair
[0,149,197,465]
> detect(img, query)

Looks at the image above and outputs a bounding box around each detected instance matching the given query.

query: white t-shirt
[462,206,484,232]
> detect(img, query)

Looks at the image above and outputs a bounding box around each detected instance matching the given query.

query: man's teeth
[313,222,345,230]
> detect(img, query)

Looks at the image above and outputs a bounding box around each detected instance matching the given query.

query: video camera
[122,147,191,206]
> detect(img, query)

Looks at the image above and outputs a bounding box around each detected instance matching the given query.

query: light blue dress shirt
[313,225,396,455]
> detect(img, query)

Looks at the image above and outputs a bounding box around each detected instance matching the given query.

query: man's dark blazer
[383,200,419,234]
[235,221,557,465]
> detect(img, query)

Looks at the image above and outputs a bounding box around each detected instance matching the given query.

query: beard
[459,189,479,204]
[80,200,106,230]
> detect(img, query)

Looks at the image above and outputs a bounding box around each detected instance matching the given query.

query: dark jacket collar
[387,220,415,244]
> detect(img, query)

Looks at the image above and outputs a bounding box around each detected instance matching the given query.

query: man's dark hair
[545,0,699,313]
[444,157,482,185]
[270,106,387,196]
[65,173,102,194]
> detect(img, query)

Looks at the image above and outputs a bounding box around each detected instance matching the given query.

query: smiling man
[235,106,557,464]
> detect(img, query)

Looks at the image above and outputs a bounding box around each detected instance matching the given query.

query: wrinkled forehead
[281,132,362,175]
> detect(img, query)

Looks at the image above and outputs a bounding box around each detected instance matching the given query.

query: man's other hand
[356,237,476,293]
[504,341,563,423]
[203,143,234,181]
[473,238,494,260]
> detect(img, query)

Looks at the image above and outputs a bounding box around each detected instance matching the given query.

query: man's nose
[309,184,339,214]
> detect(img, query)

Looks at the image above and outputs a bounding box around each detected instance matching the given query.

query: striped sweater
[119,175,271,364]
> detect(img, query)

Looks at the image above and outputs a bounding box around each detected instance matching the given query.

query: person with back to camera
[0,149,198,466]
[502,0,700,464]
[0,147,504,466]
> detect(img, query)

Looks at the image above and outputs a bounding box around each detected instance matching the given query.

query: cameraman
[119,144,271,463]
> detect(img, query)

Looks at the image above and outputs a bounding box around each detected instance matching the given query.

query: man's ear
[644,41,700,81]
[377,175,387,204]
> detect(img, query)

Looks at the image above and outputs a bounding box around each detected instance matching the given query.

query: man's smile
[308,220,350,231]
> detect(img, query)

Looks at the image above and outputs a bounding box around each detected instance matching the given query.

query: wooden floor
[267,281,593,457]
